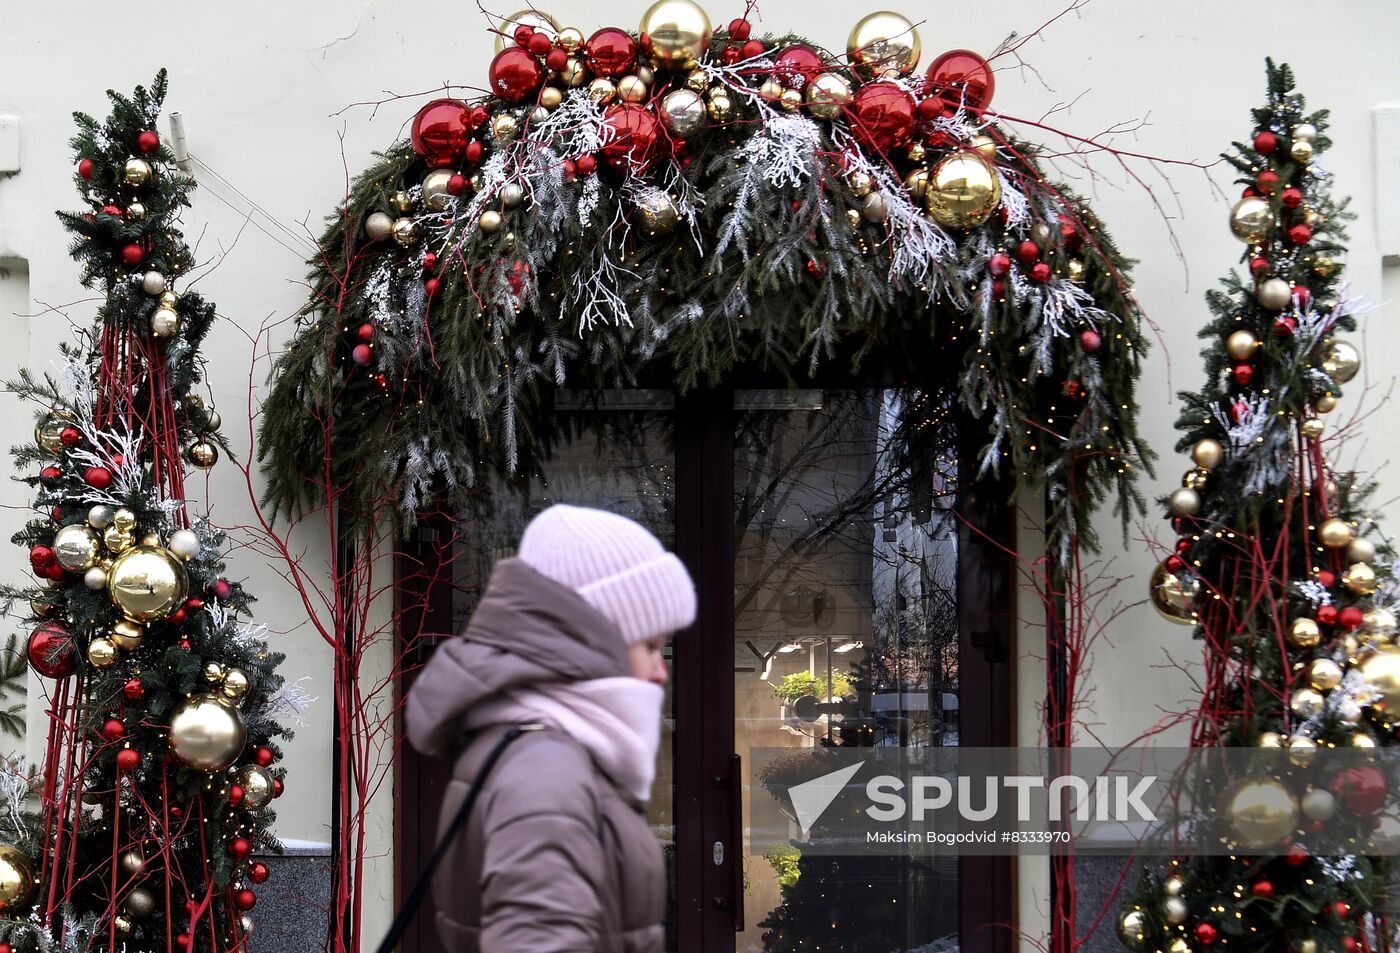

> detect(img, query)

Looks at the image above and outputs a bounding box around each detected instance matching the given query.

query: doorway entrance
[397,380,1014,953]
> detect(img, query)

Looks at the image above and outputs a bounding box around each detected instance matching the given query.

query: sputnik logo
[787,761,866,836]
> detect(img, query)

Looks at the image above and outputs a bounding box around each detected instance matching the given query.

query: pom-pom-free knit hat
[518,504,697,645]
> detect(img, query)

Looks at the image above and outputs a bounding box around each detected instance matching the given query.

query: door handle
[729,753,744,932]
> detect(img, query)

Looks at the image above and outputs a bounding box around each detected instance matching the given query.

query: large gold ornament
[1344,561,1379,596]
[1190,438,1224,471]
[221,668,251,701]
[111,619,145,652]
[35,412,73,454]
[659,89,706,136]
[1224,330,1257,362]
[634,191,681,236]
[1308,658,1343,691]
[1289,617,1321,647]
[1361,648,1400,713]
[1324,341,1361,383]
[53,524,100,572]
[1225,779,1298,848]
[0,844,35,913]
[236,764,276,810]
[1318,518,1354,549]
[391,217,420,247]
[1167,487,1201,518]
[151,307,181,338]
[638,0,711,71]
[1115,909,1146,949]
[123,158,153,187]
[107,545,188,622]
[1149,563,1199,625]
[1229,196,1272,243]
[421,169,454,212]
[87,638,117,669]
[493,9,560,53]
[805,72,852,120]
[1363,607,1398,639]
[169,694,247,772]
[846,11,921,77]
[924,152,1001,230]
[1290,687,1324,718]
[187,440,219,469]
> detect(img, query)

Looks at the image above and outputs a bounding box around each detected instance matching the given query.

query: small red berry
[1166,555,1185,573]
[1334,901,1351,919]
[917,98,945,121]
[1316,570,1337,588]
[273,778,285,798]
[1194,923,1218,945]
[175,934,191,951]
[357,323,375,343]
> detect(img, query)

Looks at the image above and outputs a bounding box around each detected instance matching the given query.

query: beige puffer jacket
[405,558,665,953]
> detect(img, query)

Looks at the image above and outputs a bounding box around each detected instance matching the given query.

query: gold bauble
[123,158,153,187]
[1308,658,1343,692]
[204,662,226,684]
[804,72,852,121]
[904,169,929,201]
[1161,874,1186,896]
[1255,731,1283,748]
[35,412,72,454]
[111,619,145,652]
[29,597,57,618]
[1290,687,1324,718]
[1289,734,1318,766]
[150,306,181,338]
[862,192,889,224]
[1167,940,1190,953]
[1299,940,1320,953]
[1255,277,1291,310]
[848,171,873,199]
[236,764,276,810]
[618,75,649,103]
[1314,256,1337,277]
[364,212,393,242]
[158,290,180,310]
[634,191,680,236]
[0,845,35,912]
[905,142,927,163]
[1314,392,1338,413]
[103,526,135,554]
[168,694,247,772]
[1324,341,1360,383]
[924,152,1002,230]
[221,668,251,702]
[1352,732,1377,749]
[187,440,219,469]
[758,78,785,104]
[970,134,997,160]
[845,208,863,229]
[1190,438,1225,471]
[1149,563,1200,625]
[479,210,504,234]
[391,217,420,247]
[1160,895,1188,926]
[113,508,136,531]
[141,271,167,296]
[684,70,708,92]
[659,89,706,136]
[53,524,100,572]
[706,93,732,122]
[1225,330,1258,361]
[638,0,712,72]
[114,914,134,935]
[779,87,803,112]
[493,9,560,53]
[540,86,564,110]
[1290,139,1314,163]
[1064,258,1086,284]
[587,77,618,105]
[1167,487,1201,518]
[557,26,584,52]
[119,848,146,878]
[125,886,156,918]
[107,545,188,622]
[1115,909,1147,949]
[1361,648,1400,712]
[1344,537,1378,566]
[501,183,526,209]
[126,202,146,221]
[1318,518,1354,549]
[87,638,117,669]
[491,113,521,141]
[1225,779,1297,848]
[1181,470,1210,493]
[1364,607,1398,637]
[1300,418,1324,440]
[1343,561,1379,596]
[560,58,588,88]
[846,10,921,78]
[1289,617,1322,647]
[391,191,414,215]
[1229,196,1272,243]
[421,170,454,212]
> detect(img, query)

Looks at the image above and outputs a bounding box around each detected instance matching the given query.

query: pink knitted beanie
[517,504,697,645]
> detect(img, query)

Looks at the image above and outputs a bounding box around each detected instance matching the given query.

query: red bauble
[466,140,485,164]
[1332,765,1386,816]
[1165,554,1185,573]
[773,45,822,88]
[116,748,140,771]
[1241,187,1257,198]
[136,130,160,154]
[1250,879,1273,899]
[1229,400,1248,423]
[235,889,257,912]
[988,253,1011,276]
[422,251,439,271]
[212,579,233,601]
[121,243,144,266]
[229,784,245,806]
[926,49,996,112]
[1233,363,1254,387]
[1282,187,1304,209]
[1256,170,1279,194]
[1316,569,1337,588]
[168,608,187,626]
[124,677,145,700]
[1340,606,1364,630]
[1344,938,1358,953]
[78,159,94,180]
[1254,130,1277,155]
[599,104,664,172]
[351,344,372,367]
[411,100,471,167]
[27,622,76,679]
[273,778,285,798]
[49,506,62,521]
[545,47,569,72]
[806,258,826,279]
[585,28,638,77]
[513,24,534,45]
[43,562,65,581]
[102,718,126,741]
[357,323,375,343]
[1029,261,1052,283]
[250,861,270,885]
[1249,256,1270,277]
[1063,380,1085,400]
[489,47,545,104]
[1289,223,1312,245]
[1175,536,1193,553]
[576,154,598,176]
[1079,329,1102,352]
[84,466,113,489]
[739,39,767,60]
[1272,316,1297,337]
[29,545,54,569]
[255,746,275,767]
[1194,923,1218,945]
[1016,240,1041,264]
[229,838,253,860]
[849,82,917,154]
[59,426,81,448]
[526,31,552,56]
[1292,285,1311,308]
[424,277,442,299]
[1285,844,1309,866]
[728,18,752,41]
[175,934,191,951]
[101,204,122,217]
[916,98,946,121]
[1317,604,1339,626]
[1334,901,1352,918]
[39,465,61,484]
[991,279,1006,300]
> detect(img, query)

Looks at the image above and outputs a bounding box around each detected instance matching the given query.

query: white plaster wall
[2,1,1400,949]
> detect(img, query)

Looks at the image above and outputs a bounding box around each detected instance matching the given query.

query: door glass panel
[735,388,959,952]
[448,390,679,947]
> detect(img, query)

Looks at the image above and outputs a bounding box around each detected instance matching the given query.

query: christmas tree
[1121,61,1394,953]
[0,72,291,952]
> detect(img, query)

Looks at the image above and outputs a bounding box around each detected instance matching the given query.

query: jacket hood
[405,558,629,756]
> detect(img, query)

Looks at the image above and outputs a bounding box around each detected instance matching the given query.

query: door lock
[712,840,724,866]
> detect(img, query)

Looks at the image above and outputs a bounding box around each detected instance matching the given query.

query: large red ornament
[255,746,275,767]
[489,47,545,104]
[987,253,1011,276]
[545,47,569,72]
[136,131,160,154]
[229,838,253,860]
[116,748,140,771]
[28,545,54,569]
[585,28,638,77]
[739,39,766,60]
[59,426,81,448]
[250,862,270,884]
[27,622,76,678]
[77,159,93,180]
[84,466,113,489]
[926,49,996,112]
[599,104,664,172]
[1193,923,1218,945]
[102,718,126,741]
[1289,223,1312,246]
[728,18,751,41]
[1254,131,1277,155]
[1331,765,1387,815]
[124,677,145,700]
[1339,606,1364,630]
[1250,879,1273,899]
[849,82,917,154]
[774,45,822,88]
[39,465,61,484]
[410,100,472,168]
[121,244,145,266]
[235,889,257,912]
[1233,363,1254,387]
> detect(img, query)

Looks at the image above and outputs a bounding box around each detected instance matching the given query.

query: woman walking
[406,504,696,953]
